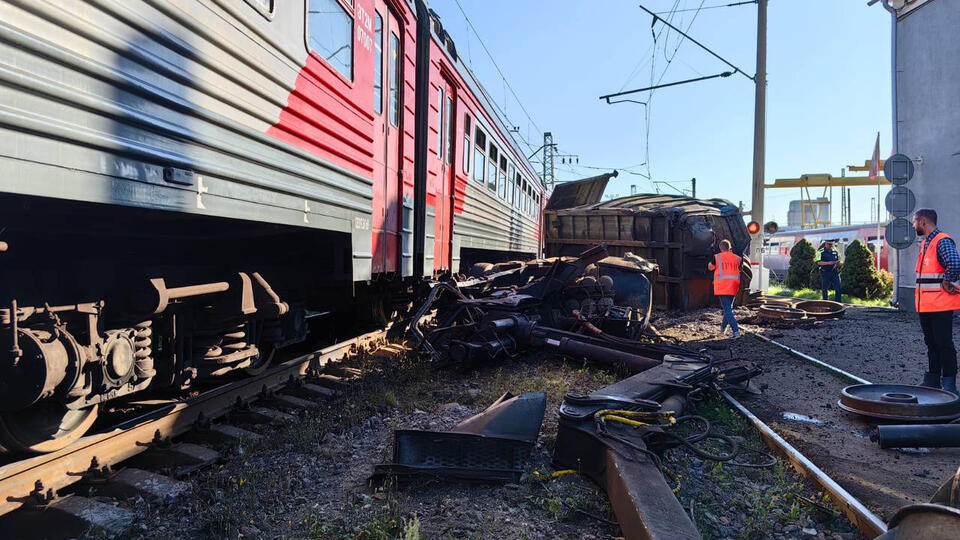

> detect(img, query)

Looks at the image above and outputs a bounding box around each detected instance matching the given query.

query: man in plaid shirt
[913,208,960,394]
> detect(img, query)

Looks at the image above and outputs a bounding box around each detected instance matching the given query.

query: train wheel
[0,402,98,454]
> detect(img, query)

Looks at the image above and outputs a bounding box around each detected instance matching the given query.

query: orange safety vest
[713,251,742,296]
[915,232,960,312]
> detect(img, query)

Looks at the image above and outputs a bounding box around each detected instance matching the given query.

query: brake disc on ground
[839,384,960,422]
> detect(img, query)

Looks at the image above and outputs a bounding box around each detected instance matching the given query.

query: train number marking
[355,5,373,52]
[354,216,370,231]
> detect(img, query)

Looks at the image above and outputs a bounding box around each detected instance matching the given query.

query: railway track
[721,389,887,537]
[724,329,959,539]
[0,327,390,537]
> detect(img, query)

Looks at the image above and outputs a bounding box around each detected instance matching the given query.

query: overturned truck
[543,172,752,310]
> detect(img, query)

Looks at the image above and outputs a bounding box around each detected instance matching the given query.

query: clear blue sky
[429,0,892,226]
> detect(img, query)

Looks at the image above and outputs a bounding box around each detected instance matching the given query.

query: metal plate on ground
[885,186,916,218]
[839,384,960,422]
[885,218,916,250]
[884,153,915,186]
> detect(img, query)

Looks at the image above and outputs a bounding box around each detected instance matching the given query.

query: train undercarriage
[0,195,389,453]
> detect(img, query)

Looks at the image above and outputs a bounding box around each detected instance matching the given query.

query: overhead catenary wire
[451,0,542,135]
[655,0,758,15]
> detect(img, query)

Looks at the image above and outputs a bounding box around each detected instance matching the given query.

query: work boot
[942,376,958,395]
[920,372,941,389]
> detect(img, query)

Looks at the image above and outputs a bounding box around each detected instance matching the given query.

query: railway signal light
[747,221,761,235]
[764,221,778,235]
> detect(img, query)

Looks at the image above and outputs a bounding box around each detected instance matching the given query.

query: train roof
[424,5,542,190]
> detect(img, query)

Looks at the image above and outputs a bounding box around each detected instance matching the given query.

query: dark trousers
[718,295,739,334]
[919,310,958,377]
[821,273,841,302]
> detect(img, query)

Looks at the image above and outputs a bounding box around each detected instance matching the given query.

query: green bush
[785,239,815,289]
[878,269,894,299]
[841,239,887,299]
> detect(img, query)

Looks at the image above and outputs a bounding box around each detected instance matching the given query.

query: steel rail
[750,332,871,384]
[0,328,387,517]
[721,391,888,538]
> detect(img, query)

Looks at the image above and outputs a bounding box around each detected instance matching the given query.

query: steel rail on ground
[0,328,387,518]
[751,332,872,384]
[732,330,887,537]
[721,390,888,538]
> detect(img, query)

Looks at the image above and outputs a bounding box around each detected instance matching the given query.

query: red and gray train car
[0,0,544,452]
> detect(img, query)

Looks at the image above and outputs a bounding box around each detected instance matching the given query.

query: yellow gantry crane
[766,160,891,228]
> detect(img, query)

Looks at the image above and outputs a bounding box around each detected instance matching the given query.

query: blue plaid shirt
[924,228,960,282]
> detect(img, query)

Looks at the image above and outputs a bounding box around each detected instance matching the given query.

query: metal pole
[749,0,768,268]
[691,177,696,198]
[877,175,882,270]
[847,188,852,225]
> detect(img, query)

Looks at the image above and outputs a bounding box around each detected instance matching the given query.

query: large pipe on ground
[544,336,661,373]
[874,424,960,449]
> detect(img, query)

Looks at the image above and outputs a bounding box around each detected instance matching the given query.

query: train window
[462,114,471,173]
[445,95,454,165]
[389,31,400,126]
[244,0,275,19]
[473,127,486,183]
[436,86,443,158]
[507,164,515,203]
[373,11,383,115]
[308,0,354,81]
[498,156,507,199]
[487,144,498,191]
[513,172,520,206]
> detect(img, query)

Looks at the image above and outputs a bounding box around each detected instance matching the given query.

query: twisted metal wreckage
[375,245,766,539]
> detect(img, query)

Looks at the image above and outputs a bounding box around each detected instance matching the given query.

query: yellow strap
[600,415,653,427]
[595,409,677,424]
[533,469,578,481]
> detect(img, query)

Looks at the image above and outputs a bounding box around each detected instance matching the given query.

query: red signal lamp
[746,221,761,235]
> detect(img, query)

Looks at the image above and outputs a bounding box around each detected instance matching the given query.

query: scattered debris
[400,245,700,370]
[782,412,826,425]
[553,357,762,539]
[877,467,960,539]
[372,392,546,483]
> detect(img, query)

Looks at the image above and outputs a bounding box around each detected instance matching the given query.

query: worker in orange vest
[913,208,960,394]
[709,239,742,339]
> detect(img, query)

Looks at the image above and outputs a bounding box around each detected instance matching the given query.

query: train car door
[372,2,403,274]
[435,77,455,272]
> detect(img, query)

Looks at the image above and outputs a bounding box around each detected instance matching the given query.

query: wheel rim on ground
[0,402,98,454]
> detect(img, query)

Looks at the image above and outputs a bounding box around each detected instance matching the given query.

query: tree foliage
[785,239,815,289]
[841,239,887,299]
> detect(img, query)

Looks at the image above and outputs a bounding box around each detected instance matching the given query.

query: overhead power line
[638,3,755,81]
[655,0,757,14]
[451,0,541,134]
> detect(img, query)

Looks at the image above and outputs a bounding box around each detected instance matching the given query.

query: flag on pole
[869,132,881,181]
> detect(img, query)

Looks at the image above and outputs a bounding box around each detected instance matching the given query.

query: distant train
[763,224,890,280]
[0,0,544,452]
